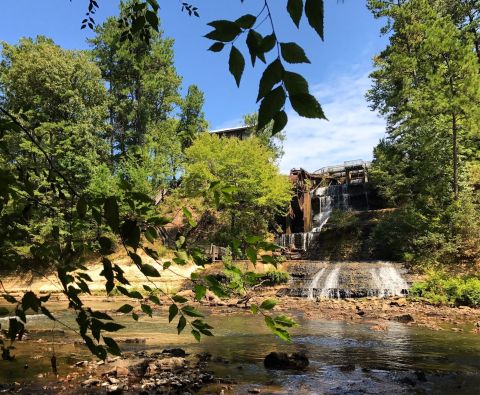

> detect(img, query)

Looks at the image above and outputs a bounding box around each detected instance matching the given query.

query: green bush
[409,273,480,307]
[262,270,290,285]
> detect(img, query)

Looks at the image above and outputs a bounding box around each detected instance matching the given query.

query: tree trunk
[452,113,458,200]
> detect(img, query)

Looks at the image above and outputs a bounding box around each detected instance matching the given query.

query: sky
[0,0,389,173]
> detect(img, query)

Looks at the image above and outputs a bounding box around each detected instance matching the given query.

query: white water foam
[307,268,326,300]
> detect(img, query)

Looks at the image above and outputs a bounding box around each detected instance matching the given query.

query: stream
[1,301,480,394]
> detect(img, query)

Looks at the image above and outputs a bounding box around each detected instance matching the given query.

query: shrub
[409,273,480,307]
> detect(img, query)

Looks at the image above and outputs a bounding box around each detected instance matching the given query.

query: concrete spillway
[279,261,410,299]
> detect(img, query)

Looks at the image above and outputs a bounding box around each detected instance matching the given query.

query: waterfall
[307,268,326,299]
[369,263,408,297]
[287,262,409,299]
[320,266,341,299]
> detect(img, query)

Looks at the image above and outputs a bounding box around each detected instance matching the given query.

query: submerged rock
[392,314,414,323]
[264,352,309,370]
[162,348,187,357]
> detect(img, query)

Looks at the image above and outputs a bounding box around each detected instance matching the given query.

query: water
[307,268,326,299]
[370,262,409,297]
[1,305,479,394]
[291,261,410,299]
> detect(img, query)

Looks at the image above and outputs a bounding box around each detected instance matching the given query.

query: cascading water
[369,262,409,297]
[292,261,409,300]
[307,268,326,299]
[277,183,351,252]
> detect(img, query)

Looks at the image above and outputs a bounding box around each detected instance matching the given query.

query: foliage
[409,272,480,307]
[367,0,480,266]
[181,133,292,244]
[0,0,331,362]
[243,112,286,161]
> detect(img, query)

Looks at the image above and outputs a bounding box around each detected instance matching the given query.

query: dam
[276,160,409,299]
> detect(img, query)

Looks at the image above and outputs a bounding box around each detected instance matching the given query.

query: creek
[1,301,479,394]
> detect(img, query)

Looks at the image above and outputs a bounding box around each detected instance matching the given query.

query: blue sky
[0,0,388,173]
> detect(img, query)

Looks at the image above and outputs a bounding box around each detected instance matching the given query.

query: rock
[157,357,186,371]
[392,314,414,323]
[263,352,309,370]
[339,364,356,372]
[81,378,101,387]
[108,377,120,384]
[196,352,212,362]
[162,348,186,357]
[115,366,130,377]
[75,360,89,367]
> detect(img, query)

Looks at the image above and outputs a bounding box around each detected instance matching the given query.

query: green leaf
[274,315,298,328]
[205,20,241,42]
[22,291,39,312]
[140,264,161,277]
[2,294,17,304]
[172,294,188,303]
[191,329,201,342]
[260,34,276,53]
[235,14,256,29]
[121,220,140,250]
[272,326,292,342]
[141,304,152,317]
[76,196,87,219]
[260,299,277,310]
[272,110,288,135]
[280,42,310,64]
[290,93,326,119]
[194,284,207,301]
[103,322,125,332]
[177,315,187,334]
[257,59,283,102]
[181,305,204,317]
[104,196,119,231]
[287,0,303,27]
[208,42,225,52]
[103,336,121,356]
[144,227,157,243]
[246,29,264,66]
[246,246,257,264]
[117,304,133,314]
[99,236,113,255]
[129,290,143,299]
[283,71,309,96]
[149,294,161,305]
[261,255,277,265]
[132,312,139,321]
[250,304,259,314]
[182,207,197,227]
[229,46,245,87]
[169,304,178,322]
[129,252,142,267]
[305,0,324,40]
[258,86,286,130]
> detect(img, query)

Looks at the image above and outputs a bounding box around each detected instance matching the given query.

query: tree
[177,84,208,149]
[243,112,286,161]
[89,7,182,160]
[0,0,327,360]
[181,133,292,244]
[367,0,480,264]
[0,36,107,269]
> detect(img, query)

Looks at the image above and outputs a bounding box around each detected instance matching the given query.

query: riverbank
[1,292,479,394]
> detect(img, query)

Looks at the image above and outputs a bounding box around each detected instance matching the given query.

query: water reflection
[1,308,479,394]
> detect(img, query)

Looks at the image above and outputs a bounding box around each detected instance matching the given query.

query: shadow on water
[1,305,479,394]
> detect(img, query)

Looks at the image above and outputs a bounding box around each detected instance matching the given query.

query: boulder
[392,314,414,323]
[162,348,186,357]
[263,352,309,370]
